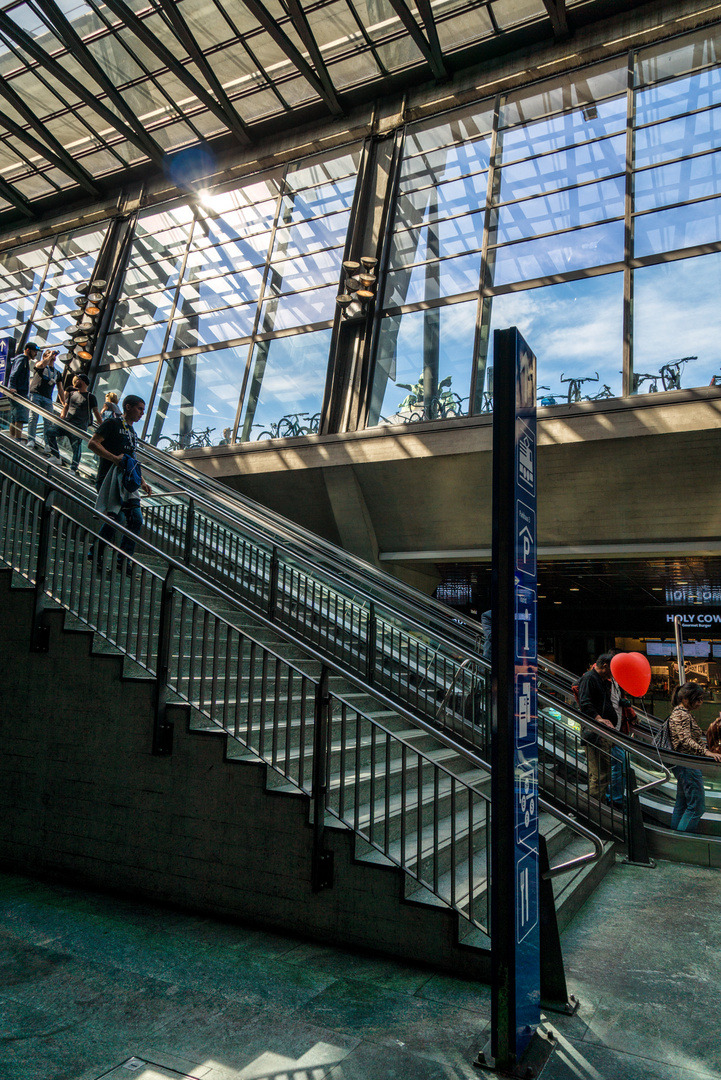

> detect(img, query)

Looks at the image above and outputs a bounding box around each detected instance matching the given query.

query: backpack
[121,454,142,494]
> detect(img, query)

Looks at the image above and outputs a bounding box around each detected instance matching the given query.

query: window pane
[500,98,627,164]
[94,362,160,416]
[169,305,258,350]
[395,172,488,229]
[485,274,624,405]
[384,251,482,307]
[634,104,721,168]
[632,253,721,391]
[634,196,721,256]
[273,212,351,258]
[494,178,625,243]
[389,212,485,269]
[279,176,357,222]
[634,150,721,212]
[103,324,168,363]
[403,105,494,157]
[369,300,476,426]
[501,59,627,128]
[497,135,626,201]
[177,271,264,314]
[636,24,721,88]
[259,285,337,331]
[183,234,272,280]
[238,329,332,441]
[635,67,721,127]
[265,249,343,295]
[145,348,247,448]
[399,138,492,189]
[491,221,624,286]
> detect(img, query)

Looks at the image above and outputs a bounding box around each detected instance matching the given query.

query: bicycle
[157,426,216,450]
[631,372,659,393]
[407,393,467,422]
[255,413,319,439]
[660,356,695,390]
[537,386,557,406]
[585,384,614,401]
[560,371,598,403]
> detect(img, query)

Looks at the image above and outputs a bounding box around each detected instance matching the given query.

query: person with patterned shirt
[667,682,721,833]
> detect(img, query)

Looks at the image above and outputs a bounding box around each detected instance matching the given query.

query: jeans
[65,432,84,472]
[671,766,706,832]
[610,745,626,805]
[28,393,53,441]
[97,501,143,564]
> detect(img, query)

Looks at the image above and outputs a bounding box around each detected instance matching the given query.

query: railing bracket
[312,849,334,892]
[153,715,174,756]
[30,622,50,653]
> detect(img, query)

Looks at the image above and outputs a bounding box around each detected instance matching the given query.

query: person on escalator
[705,716,721,754]
[577,653,617,804]
[667,682,721,833]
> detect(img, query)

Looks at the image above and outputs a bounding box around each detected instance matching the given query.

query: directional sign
[0,338,14,398]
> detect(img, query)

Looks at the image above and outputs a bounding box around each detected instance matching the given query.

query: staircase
[0,432,614,979]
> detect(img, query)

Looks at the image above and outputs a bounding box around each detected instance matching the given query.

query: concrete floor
[0,858,719,1080]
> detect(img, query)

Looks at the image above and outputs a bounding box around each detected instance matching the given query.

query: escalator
[4,391,715,867]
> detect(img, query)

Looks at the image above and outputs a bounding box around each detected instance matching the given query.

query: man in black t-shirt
[88,395,152,574]
[55,374,102,472]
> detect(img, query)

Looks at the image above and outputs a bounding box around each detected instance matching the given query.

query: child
[100,391,122,421]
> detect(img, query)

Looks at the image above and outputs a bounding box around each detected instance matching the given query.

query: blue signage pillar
[0,337,15,395]
[489,327,539,1072]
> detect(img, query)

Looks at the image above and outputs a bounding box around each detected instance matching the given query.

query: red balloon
[610,652,651,697]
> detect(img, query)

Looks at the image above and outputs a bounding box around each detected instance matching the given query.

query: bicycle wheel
[275,418,297,438]
[157,436,177,450]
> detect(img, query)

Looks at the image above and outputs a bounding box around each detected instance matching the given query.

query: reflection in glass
[390,212,485,268]
[168,305,258,350]
[369,301,476,426]
[632,253,721,391]
[500,98,626,163]
[258,286,337,332]
[94,362,160,417]
[384,251,482,308]
[146,347,248,447]
[634,150,721,212]
[497,135,626,202]
[493,178,625,242]
[490,221,624,286]
[239,329,332,441]
[485,274,624,404]
[634,104,721,168]
[634,196,721,257]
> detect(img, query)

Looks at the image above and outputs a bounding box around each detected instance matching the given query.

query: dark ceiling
[0,0,650,228]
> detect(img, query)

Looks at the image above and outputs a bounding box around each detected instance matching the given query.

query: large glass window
[97,145,361,445]
[632,253,721,392]
[370,24,721,422]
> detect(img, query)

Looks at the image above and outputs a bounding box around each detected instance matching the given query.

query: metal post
[366,602,377,683]
[30,490,55,653]
[153,566,175,755]
[183,498,195,565]
[623,758,654,867]
[538,834,577,1016]
[268,544,279,621]
[674,615,686,684]
[312,665,334,891]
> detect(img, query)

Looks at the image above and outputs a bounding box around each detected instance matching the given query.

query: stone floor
[1,857,719,1080]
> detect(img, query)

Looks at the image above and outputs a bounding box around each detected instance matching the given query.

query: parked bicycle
[631,372,660,393]
[537,386,557,406]
[660,356,694,390]
[407,393,466,422]
[255,412,321,439]
[561,371,598,403]
[586,383,614,401]
[157,426,215,450]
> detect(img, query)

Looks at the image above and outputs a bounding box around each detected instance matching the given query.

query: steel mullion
[623,49,634,398]
[0,120,66,196]
[283,0,342,115]
[206,0,293,114]
[384,0,445,80]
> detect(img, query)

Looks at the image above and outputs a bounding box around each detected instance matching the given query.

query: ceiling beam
[101,0,255,144]
[413,0,446,80]
[542,0,569,38]
[282,0,343,115]
[384,0,446,80]
[0,77,99,195]
[240,0,344,116]
[153,0,253,145]
[0,175,37,219]
[0,108,100,194]
[0,11,166,167]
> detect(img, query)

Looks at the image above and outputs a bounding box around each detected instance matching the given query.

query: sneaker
[26,438,36,448]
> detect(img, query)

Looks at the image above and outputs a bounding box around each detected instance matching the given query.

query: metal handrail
[0,436,610,888]
[538,799,605,879]
[1,389,486,651]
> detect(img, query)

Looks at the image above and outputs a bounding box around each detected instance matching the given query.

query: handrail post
[153,567,175,756]
[312,665,334,891]
[268,545,279,621]
[622,756,654,867]
[30,490,55,653]
[366,602,377,683]
[183,499,195,565]
[538,834,578,1015]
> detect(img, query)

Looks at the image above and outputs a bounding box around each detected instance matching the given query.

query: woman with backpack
[667,683,721,832]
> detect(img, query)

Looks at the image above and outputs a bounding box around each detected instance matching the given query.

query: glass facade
[371,24,721,424]
[98,146,360,445]
[2,21,721,438]
[0,223,108,350]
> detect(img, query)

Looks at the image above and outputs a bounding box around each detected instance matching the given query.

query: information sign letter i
[487,327,540,1074]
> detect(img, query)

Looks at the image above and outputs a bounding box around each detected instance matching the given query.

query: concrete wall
[0,573,488,980]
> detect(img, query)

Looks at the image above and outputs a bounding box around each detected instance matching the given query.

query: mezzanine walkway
[1,857,718,1080]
